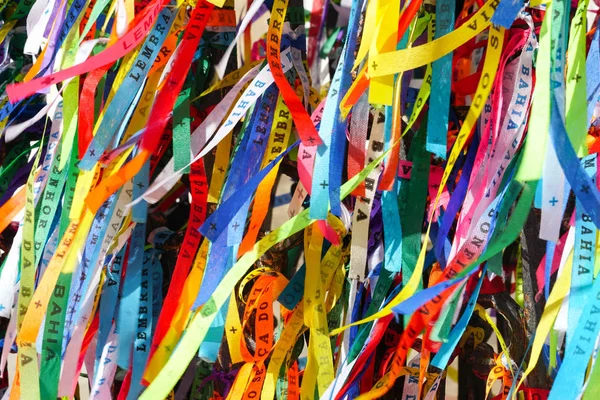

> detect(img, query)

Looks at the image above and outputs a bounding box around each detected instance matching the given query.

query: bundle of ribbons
[2,0,600,397]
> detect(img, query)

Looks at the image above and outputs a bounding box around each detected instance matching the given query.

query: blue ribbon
[435,130,478,268]
[426,0,456,157]
[79,6,177,170]
[117,222,146,369]
[491,0,523,28]
[567,154,597,345]
[199,141,299,241]
[95,247,126,371]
